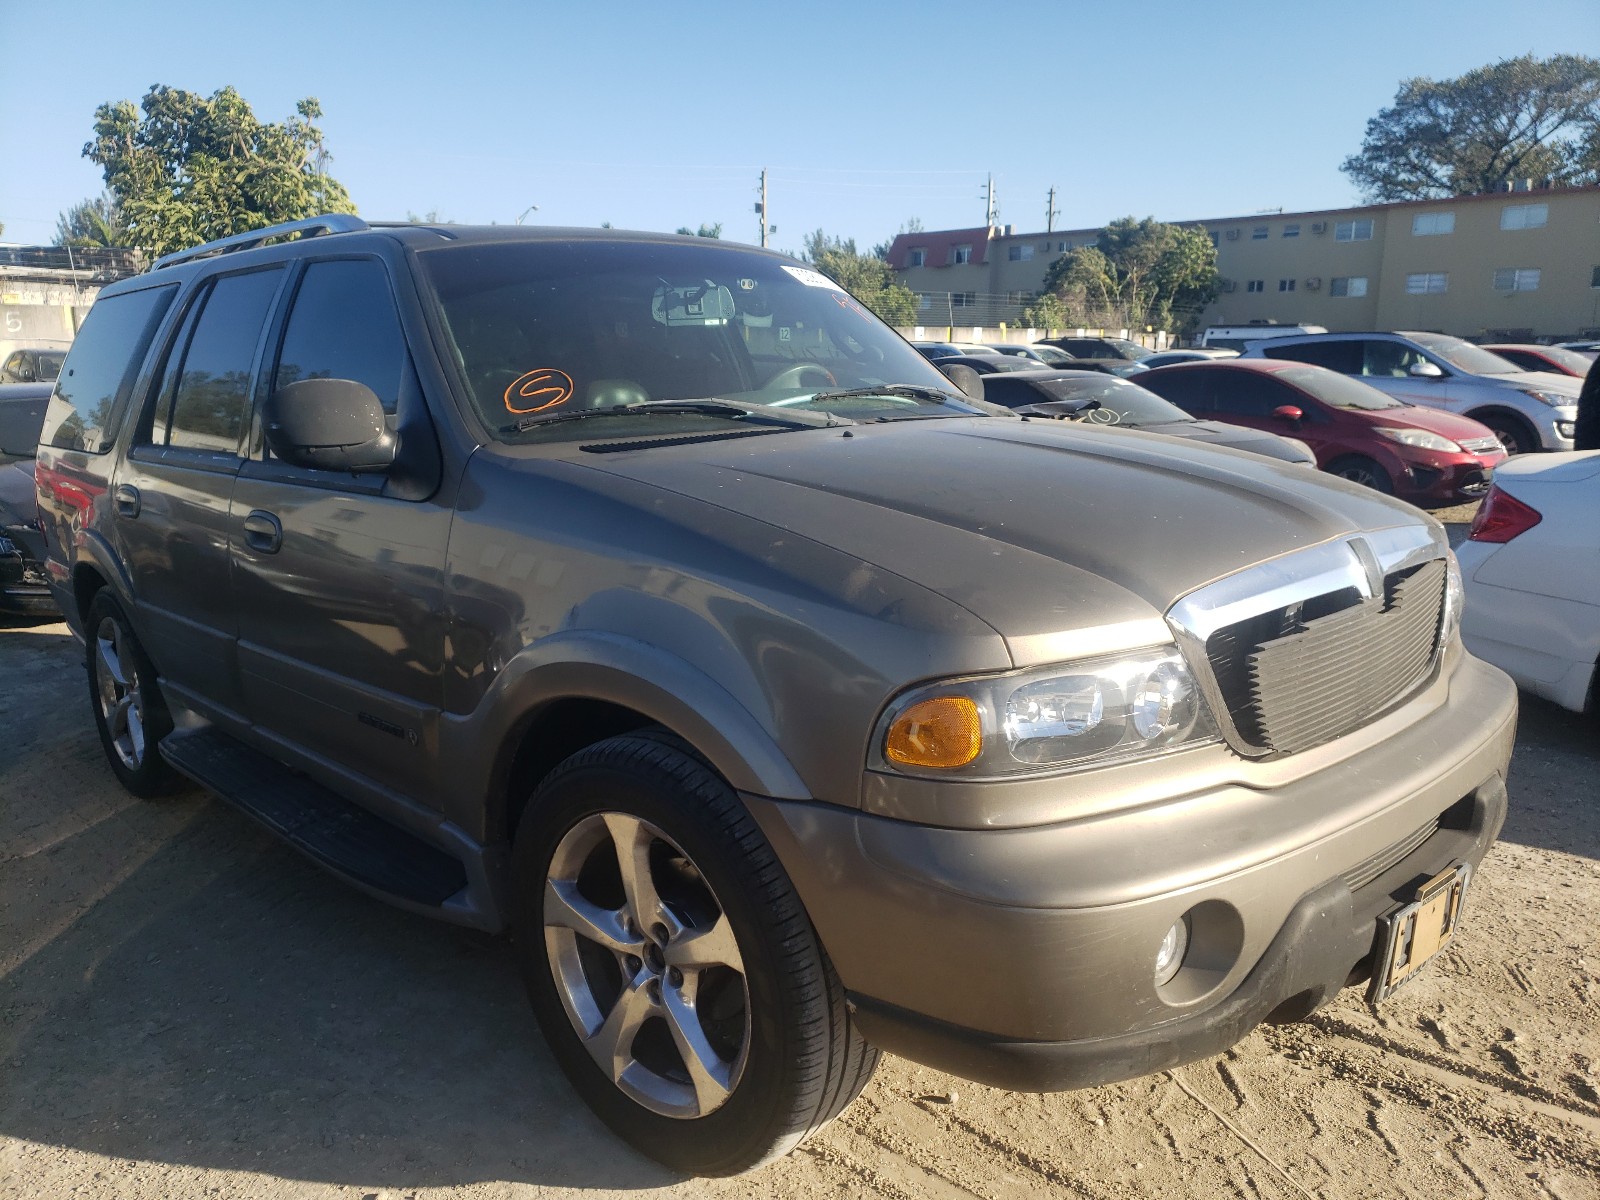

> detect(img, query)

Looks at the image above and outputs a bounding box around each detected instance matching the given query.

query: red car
[1479,343,1593,378]
[1137,359,1506,506]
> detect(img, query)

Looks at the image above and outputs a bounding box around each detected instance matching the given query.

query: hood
[1490,369,1582,399]
[1357,404,1504,443]
[571,417,1430,665]
[1133,418,1312,464]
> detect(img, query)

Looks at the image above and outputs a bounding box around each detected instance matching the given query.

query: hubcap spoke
[603,813,664,930]
[661,984,735,1112]
[665,913,742,973]
[545,878,641,956]
[586,974,654,1085]
[96,635,128,690]
[108,694,132,740]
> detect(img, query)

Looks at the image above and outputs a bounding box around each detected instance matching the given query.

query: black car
[975,370,1317,466]
[1035,336,1153,362]
[927,354,1049,375]
[0,383,56,616]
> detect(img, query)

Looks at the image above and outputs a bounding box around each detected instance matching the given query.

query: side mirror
[1407,360,1444,379]
[265,378,396,473]
[1273,405,1304,422]
[938,362,986,402]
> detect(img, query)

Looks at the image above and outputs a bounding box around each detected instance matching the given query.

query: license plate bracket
[1368,862,1472,1006]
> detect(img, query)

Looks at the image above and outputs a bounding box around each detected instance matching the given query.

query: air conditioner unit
[1309,221,1327,235]
[1305,277,1322,290]
[1219,279,1237,293]
[1225,228,1241,241]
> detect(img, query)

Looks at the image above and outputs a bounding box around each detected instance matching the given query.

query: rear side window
[1211,372,1293,417]
[1261,340,1362,373]
[273,259,407,412]
[154,269,284,455]
[977,376,1035,409]
[1138,370,1214,413]
[40,285,176,453]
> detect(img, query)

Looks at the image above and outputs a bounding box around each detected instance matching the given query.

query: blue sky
[2,0,1595,254]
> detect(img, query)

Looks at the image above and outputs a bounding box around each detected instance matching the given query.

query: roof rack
[150,214,371,272]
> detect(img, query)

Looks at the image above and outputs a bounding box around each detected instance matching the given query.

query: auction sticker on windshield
[782,265,840,289]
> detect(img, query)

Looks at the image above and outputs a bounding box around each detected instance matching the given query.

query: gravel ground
[4,507,1597,1199]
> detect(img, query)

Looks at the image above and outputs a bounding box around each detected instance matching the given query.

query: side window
[40,285,177,454]
[1261,340,1361,373]
[978,376,1029,409]
[274,259,407,412]
[1139,371,1213,413]
[1212,373,1289,418]
[162,269,284,454]
[1360,340,1426,378]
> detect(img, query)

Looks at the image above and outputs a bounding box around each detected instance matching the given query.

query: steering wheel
[763,363,837,392]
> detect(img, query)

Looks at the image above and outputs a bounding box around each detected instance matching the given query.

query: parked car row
[0,382,56,616]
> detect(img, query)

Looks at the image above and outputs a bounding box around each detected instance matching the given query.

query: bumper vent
[1340,817,1441,893]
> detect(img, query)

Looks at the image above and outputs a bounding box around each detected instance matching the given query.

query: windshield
[1276,366,1404,410]
[1106,339,1154,361]
[1408,332,1520,375]
[1029,376,1193,426]
[420,240,965,441]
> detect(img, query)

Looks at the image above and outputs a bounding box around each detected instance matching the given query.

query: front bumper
[0,535,55,616]
[746,653,1516,1091]
[1395,454,1502,505]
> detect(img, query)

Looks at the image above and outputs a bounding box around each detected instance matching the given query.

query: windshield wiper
[807,384,959,405]
[507,398,841,435]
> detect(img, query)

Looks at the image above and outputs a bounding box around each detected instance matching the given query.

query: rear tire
[1328,455,1394,494]
[511,733,877,1175]
[85,589,180,798]
[1471,411,1539,457]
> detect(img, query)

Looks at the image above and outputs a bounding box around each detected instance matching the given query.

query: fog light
[1154,917,1190,986]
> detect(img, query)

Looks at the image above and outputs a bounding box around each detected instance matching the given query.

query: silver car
[1241,330,1581,455]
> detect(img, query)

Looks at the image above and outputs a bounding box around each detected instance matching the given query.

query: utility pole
[755,168,769,248]
[982,174,998,228]
[1046,187,1059,234]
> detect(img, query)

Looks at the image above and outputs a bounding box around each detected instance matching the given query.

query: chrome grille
[1214,559,1446,755]
[1458,436,1502,455]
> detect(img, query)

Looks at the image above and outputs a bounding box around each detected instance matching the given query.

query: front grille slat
[1204,557,1447,756]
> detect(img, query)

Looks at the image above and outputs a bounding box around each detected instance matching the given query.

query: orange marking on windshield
[504,369,575,414]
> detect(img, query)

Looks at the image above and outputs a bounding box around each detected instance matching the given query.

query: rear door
[114,266,287,718]
[229,254,450,798]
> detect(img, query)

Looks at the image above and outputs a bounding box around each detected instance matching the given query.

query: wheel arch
[1464,406,1539,450]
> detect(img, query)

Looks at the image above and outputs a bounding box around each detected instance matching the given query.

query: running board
[160,726,468,907]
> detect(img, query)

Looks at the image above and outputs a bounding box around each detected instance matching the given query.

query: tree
[1036,217,1218,332]
[676,222,722,238]
[81,85,356,258]
[872,217,924,261]
[55,194,128,247]
[802,230,919,326]
[1342,55,1600,200]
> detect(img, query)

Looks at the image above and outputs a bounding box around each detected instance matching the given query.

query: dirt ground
[4,505,1598,1199]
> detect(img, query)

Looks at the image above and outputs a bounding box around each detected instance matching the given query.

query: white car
[1458,452,1600,714]
[1139,349,1240,369]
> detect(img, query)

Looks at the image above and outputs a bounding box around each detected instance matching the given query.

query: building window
[908,248,926,267]
[1335,219,1373,242]
[950,292,978,307]
[1500,203,1548,231]
[1208,232,1219,248]
[1246,279,1265,293]
[1405,272,1448,294]
[1007,244,1034,262]
[916,294,932,310]
[1278,278,1296,292]
[951,245,972,265]
[1591,265,1600,288]
[1282,224,1300,238]
[1412,211,1455,236]
[1329,276,1368,297]
[1252,226,1269,240]
[1493,268,1540,292]
[1058,241,1068,252]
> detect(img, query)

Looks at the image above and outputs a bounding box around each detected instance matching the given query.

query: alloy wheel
[94,615,147,771]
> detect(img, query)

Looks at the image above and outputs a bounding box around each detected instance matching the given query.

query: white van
[1200,324,1327,352]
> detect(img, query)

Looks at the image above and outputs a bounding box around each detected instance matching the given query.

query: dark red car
[1137,359,1506,506]
[1479,344,1592,378]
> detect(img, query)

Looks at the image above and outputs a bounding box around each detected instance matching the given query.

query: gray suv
[36,217,1516,1175]
[1241,330,1581,455]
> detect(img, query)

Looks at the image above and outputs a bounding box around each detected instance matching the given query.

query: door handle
[242,510,283,554]
[113,484,140,519]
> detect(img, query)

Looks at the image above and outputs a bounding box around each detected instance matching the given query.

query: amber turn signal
[884,696,983,769]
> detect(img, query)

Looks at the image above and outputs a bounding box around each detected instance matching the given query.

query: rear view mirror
[265,378,396,473]
[1407,361,1444,379]
[938,362,985,402]
[652,282,735,326]
[1273,405,1304,421]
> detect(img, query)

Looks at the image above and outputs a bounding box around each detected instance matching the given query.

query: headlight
[1375,426,1462,453]
[872,647,1219,778]
[1516,388,1564,407]
[1442,549,1464,647]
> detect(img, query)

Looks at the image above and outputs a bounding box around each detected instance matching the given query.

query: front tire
[511,733,877,1175]
[1328,455,1394,494]
[85,589,179,797]
[1471,411,1539,457]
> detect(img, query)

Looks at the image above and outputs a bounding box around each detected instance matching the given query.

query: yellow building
[885,184,1600,340]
